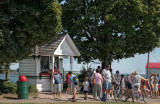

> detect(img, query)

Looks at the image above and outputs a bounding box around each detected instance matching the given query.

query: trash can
[17,75,29,99]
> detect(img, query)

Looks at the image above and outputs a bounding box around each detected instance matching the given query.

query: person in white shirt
[120,75,125,94]
[102,65,111,100]
[115,70,121,85]
[83,77,89,100]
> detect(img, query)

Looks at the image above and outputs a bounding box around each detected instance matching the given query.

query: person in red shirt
[66,71,72,94]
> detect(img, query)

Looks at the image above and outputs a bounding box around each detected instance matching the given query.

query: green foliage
[0,0,62,66]
[0,82,38,94]
[29,85,37,93]
[0,81,17,94]
[77,65,87,83]
[61,0,160,66]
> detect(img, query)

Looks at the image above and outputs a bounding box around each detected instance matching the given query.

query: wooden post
[5,63,10,81]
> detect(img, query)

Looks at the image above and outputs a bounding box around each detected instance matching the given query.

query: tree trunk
[101,58,111,69]
[5,63,10,81]
[101,58,110,69]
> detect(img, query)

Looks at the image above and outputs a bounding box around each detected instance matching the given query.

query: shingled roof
[39,33,67,55]
[37,33,80,56]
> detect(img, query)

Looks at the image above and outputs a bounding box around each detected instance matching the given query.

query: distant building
[145,62,160,79]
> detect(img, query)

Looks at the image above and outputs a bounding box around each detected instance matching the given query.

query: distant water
[118,74,146,78]
[0,74,19,83]
[0,73,146,84]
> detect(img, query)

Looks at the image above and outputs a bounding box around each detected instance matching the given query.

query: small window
[41,56,49,73]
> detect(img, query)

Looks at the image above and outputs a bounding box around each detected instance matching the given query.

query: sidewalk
[0,92,160,104]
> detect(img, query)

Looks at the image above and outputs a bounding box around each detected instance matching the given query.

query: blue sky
[10,48,160,74]
[63,48,160,74]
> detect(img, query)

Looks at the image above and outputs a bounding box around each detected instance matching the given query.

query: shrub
[0,81,17,94]
[77,65,87,83]
[29,85,37,93]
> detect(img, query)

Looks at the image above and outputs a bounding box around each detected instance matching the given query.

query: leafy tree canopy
[0,0,62,65]
[61,0,160,67]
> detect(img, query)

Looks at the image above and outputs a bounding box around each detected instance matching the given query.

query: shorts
[84,91,88,94]
[127,83,132,89]
[121,84,125,88]
[72,85,78,94]
[133,83,140,91]
[54,84,61,92]
[154,84,158,91]
[150,83,154,90]
[104,81,112,90]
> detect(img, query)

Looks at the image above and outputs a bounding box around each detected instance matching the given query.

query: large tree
[60,0,160,68]
[0,0,62,79]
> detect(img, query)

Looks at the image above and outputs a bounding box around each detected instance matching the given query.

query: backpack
[101,93,106,101]
[73,76,79,85]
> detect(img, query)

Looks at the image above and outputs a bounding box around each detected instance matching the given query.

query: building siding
[148,68,160,79]
[19,57,36,85]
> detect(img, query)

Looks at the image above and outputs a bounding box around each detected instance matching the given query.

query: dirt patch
[0,93,38,100]
[0,93,159,104]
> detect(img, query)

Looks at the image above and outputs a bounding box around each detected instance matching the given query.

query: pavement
[0,92,160,104]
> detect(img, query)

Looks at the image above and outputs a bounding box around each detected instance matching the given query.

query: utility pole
[147,53,150,78]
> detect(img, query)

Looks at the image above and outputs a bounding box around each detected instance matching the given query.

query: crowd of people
[53,66,160,102]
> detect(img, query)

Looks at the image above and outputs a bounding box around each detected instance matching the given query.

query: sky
[63,48,160,74]
[10,48,160,75]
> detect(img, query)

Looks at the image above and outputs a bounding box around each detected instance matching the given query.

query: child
[149,73,154,97]
[54,69,62,100]
[120,75,125,94]
[69,71,79,102]
[83,77,89,100]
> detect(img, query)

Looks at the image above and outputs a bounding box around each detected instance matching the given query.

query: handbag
[93,74,96,85]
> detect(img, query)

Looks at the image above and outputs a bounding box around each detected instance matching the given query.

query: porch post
[59,56,63,91]
[70,56,73,71]
[70,56,73,93]
[51,55,55,92]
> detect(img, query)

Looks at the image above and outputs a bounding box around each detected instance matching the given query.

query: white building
[145,62,160,79]
[19,33,80,92]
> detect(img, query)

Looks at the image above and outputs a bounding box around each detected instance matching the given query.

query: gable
[38,33,66,55]
[54,35,80,56]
